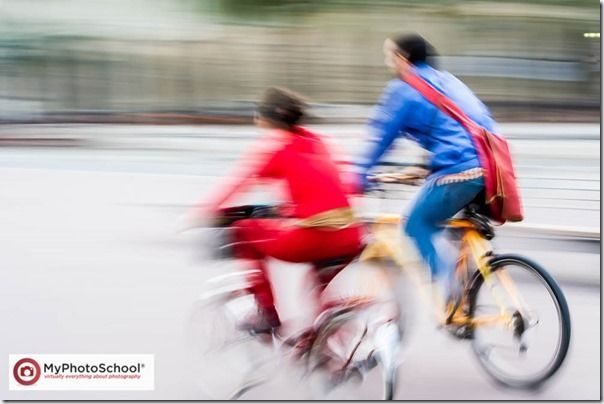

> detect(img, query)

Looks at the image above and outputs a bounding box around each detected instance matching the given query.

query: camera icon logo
[13,358,41,386]
[20,366,34,377]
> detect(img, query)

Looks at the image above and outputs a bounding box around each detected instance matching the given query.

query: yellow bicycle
[186,173,571,399]
[361,171,571,389]
[186,205,404,400]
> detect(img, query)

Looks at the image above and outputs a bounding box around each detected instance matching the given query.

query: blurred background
[0,0,600,123]
[0,0,600,400]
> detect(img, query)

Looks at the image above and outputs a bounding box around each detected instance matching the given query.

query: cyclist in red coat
[203,87,363,333]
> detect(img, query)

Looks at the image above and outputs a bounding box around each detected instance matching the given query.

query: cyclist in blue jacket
[356,33,494,306]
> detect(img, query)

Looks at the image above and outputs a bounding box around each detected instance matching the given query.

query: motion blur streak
[0,0,600,401]
[0,0,599,122]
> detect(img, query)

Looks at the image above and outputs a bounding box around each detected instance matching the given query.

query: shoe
[432,270,463,319]
[444,323,474,340]
[237,305,281,335]
[442,288,474,339]
[444,291,463,323]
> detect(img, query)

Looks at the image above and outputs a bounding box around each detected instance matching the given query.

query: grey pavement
[0,125,600,400]
[0,165,599,400]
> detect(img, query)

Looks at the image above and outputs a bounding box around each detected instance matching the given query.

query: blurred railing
[0,0,599,122]
[0,121,597,230]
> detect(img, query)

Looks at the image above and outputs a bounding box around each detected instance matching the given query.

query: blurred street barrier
[0,0,599,122]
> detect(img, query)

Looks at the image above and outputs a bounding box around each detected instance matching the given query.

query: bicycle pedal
[361,352,378,371]
[445,324,474,340]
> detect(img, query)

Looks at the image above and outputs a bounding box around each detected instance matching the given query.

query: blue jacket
[357,62,498,187]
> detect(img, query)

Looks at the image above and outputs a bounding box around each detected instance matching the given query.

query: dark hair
[257,87,306,129]
[391,33,437,66]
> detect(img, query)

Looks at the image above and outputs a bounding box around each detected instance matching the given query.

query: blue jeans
[404,176,485,282]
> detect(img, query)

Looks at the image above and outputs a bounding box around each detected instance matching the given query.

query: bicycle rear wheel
[468,254,571,389]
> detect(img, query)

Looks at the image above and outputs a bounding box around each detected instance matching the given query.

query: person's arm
[355,80,411,191]
[316,131,358,196]
[200,132,284,218]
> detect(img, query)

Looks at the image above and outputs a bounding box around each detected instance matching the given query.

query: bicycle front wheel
[185,292,272,399]
[468,254,571,389]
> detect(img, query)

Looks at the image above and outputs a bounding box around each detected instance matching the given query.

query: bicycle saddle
[462,204,495,240]
[314,254,358,270]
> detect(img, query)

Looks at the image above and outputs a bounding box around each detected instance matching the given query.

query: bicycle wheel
[306,298,402,400]
[185,291,273,399]
[467,254,571,389]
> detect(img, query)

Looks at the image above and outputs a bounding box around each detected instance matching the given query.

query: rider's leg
[308,257,355,313]
[233,219,284,331]
[234,219,363,328]
[404,176,484,300]
[267,224,362,320]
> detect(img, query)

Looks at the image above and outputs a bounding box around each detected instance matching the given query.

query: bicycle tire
[467,254,571,389]
[307,301,401,400]
[185,291,268,399]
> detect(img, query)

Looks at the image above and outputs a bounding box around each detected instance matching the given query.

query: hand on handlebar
[368,166,429,187]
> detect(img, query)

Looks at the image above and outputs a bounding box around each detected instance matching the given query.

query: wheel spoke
[470,256,571,388]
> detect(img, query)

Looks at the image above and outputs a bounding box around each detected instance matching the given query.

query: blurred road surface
[0,124,599,399]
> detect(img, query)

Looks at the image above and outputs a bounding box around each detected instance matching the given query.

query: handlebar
[212,204,281,228]
[367,166,429,187]
[368,172,424,186]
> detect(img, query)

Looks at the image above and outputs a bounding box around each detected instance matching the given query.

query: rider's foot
[238,305,281,335]
[442,289,474,339]
[444,292,463,322]
[433,271,463,322]
[444,322,474,339]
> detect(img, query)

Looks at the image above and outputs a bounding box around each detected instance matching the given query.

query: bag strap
[403,72,484,137]
[405,72,510,200]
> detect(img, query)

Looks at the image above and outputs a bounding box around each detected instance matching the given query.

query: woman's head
[256,87,307,130]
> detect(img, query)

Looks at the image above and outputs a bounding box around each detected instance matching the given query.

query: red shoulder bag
[404,72,524,224]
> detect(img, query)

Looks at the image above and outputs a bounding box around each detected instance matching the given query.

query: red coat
[206,126,354,218]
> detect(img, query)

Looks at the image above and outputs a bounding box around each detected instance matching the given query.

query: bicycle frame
[360,214,524,330]
[447,219,514,329]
